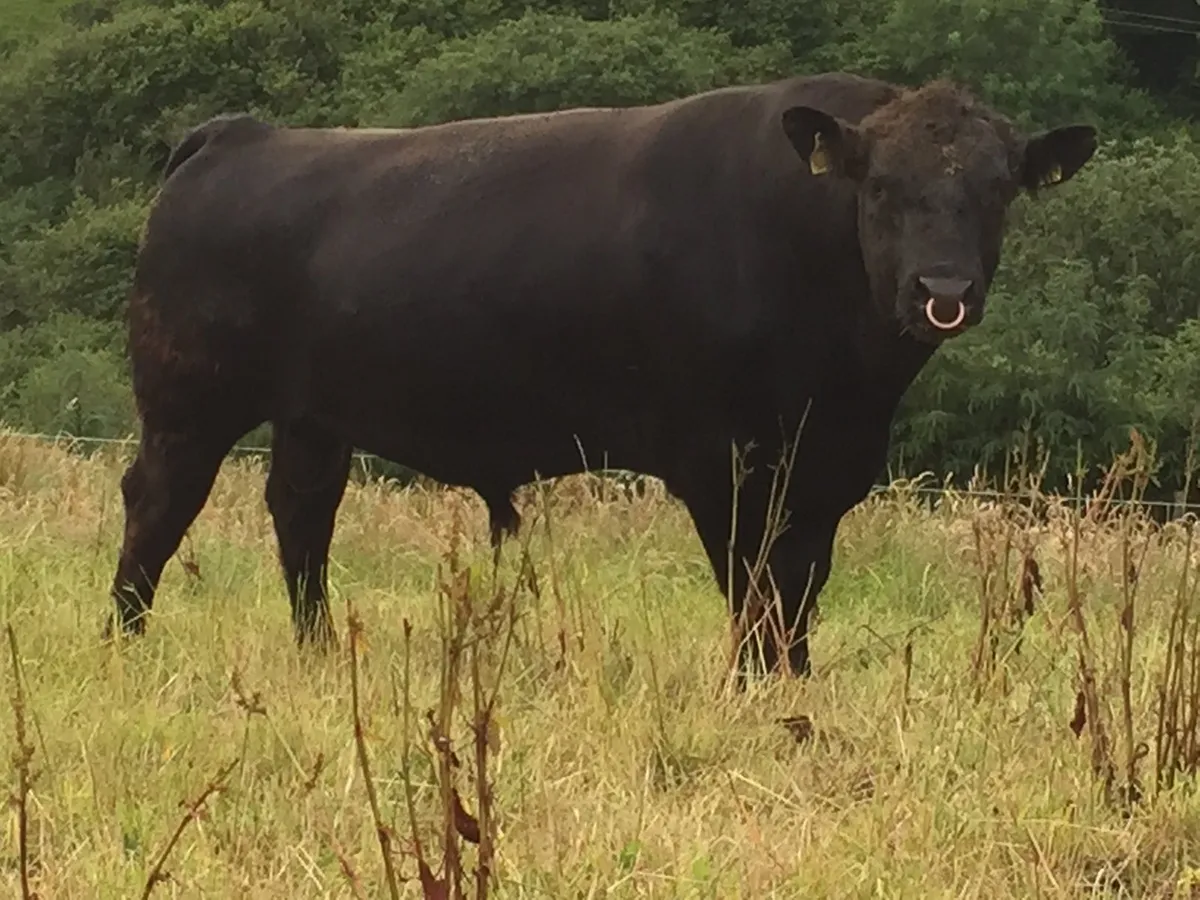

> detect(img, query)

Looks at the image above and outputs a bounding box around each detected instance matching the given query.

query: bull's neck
[846,224,938,405]
[763,173,939,410]
[853,317,939,405]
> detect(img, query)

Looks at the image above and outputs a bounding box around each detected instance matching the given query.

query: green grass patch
[2,432,1200,896]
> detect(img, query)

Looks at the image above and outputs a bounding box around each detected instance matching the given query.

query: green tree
[0,0,350,192]
[336,23,446,119]
[374,10,793,127]
[6,189,152,327]
[612,0,873,62]
[0,312,132,438]
[0,178,77,327]
[832,0,1161,138]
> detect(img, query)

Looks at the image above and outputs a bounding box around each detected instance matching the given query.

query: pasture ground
[2,432,1200,898]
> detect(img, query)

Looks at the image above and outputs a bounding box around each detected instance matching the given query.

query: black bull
[106,72,1096,678]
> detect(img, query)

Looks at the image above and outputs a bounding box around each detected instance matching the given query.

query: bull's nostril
[917,275,973,302]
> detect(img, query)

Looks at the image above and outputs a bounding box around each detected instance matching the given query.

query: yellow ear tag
[1041,163,1063,186]
[810,132,832,176]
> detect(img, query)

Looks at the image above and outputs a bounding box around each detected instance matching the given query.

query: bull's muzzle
[918,276,973,332]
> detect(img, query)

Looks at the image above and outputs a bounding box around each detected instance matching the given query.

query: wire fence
[2,426,1198,515]
[1100,7,1200,38]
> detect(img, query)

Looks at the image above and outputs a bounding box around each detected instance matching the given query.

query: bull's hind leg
[264,419,352,648]
[107,427,240,639]
[484,491,521,571]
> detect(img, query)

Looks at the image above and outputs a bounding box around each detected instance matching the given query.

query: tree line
[1,0,1199,499]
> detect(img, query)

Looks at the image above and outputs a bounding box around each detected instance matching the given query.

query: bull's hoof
[294,615,338,653]
[101,608,147,644]
[732,642,813,691]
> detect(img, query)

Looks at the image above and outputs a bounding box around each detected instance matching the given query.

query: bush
[612,0,869,61]
[10,348,136,439]
[830,0,1161,139]
[0,0,78,50]
[0,0,350,191]
[6,189,153,327]
[337,23,446,121]
[375,10,793,126]
[0,313,133,438]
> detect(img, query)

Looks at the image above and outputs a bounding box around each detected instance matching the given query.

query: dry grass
[4,430,1200,897]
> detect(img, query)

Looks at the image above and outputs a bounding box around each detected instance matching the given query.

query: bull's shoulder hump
[602,72,903,148]
[772,72,904,123]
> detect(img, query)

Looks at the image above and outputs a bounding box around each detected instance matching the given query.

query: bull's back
[314,111,683,465]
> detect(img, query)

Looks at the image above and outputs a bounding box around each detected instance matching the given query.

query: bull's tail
[162,113,271,180]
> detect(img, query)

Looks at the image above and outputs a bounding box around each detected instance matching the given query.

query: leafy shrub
[6,189,153,327]
[828,0,1160,138]
[0,313,133,438]
[377,10,793,126]
[0,0,349,191]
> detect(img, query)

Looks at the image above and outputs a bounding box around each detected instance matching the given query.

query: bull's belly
[304,400,655,492]
[270,334,660,488]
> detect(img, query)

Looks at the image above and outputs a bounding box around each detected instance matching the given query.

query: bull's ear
[1020,124,1097,190]
[781,106,868,181]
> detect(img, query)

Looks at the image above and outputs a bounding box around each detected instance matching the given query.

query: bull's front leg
[740,517,838,679]
[682,460,839,685]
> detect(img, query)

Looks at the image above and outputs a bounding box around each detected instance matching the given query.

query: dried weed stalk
[228,667,268,860]
[1155,433,1200,795]
[532,476,584,673]
[967,444,1046,702]
[1059,473,1116,804]
[140,757,239,899]
[1113,434,1155,809]
[6,624,38,900]
[323,828,368,900]
[345,601,403,900]
[1059,431,1157,810]
[393,508,520,899]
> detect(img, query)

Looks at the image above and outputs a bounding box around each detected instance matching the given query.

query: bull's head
[781,81,1096,344]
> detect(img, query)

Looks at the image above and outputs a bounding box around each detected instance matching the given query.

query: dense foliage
[1,0,1198,497]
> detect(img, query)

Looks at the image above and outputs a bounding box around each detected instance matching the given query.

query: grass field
[3,431,1200,898]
